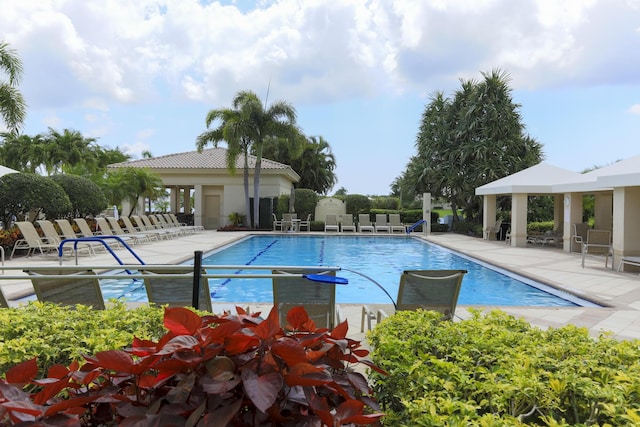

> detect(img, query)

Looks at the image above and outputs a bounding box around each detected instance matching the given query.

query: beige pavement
[2,230,640,342]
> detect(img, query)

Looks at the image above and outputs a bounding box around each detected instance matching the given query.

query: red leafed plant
[0,305,386,426]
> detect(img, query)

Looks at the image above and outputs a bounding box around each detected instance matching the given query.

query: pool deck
[2,230,640,343]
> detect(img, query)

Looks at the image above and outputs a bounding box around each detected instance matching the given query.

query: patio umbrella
[0,165,19,177]
[289,184,295,213]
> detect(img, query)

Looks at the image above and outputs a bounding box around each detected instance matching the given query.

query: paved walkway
[2,230,640,342]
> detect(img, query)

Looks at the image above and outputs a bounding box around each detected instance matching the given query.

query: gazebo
[476,155,640,271]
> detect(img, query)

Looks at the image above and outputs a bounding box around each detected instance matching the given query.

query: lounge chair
[339,215,356,232]
[364,269,467,330]
[73,218,100,237]
[374,214,390,233]
[581,229,613,268]
[282,213,298,232]
[618,256,640,273]
[10,221,61,259]
[148,214,185,237]
[271,268,340,329]
[37,220,92,257]
[389,214,406,233]
[100,217,149,245]
[324,214,339,232]
[162,214,196,234]
[140,267,212,312]
[298,214,312,232]
[131,215,174,240]
[357,214,374,233]
[55,219,109,254]
[168,213,204,232]
[484,218,504,240]
[25,268,106,309]
[120,216,164,241]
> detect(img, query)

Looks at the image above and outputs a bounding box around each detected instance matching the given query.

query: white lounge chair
[37,220,92,257]
[484,218,503,240]
[357,214,374,233]
[26,268,106,309]
[324,214,339,232]
[272,213,283,231]
[55,219,109,254]
[374,214,390,233]
[339,215,356,232]
[389,214,406,233]
[11,221,61,259]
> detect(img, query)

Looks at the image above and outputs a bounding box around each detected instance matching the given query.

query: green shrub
[528,221,555,234]
[293,188,319,219]
[345,194,371,215]
[0,301,165,376]
[368,309,640,426]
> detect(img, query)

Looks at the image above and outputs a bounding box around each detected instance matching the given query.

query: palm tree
[104,167,164,216]
[197,90,298,228]
[196,102,253,227]
[237,91,297,227]
[0,41,27,134]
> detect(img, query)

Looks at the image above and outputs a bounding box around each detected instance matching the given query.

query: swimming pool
[101,235,596,306]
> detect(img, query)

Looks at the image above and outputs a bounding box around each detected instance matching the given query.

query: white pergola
[476,156,640,270]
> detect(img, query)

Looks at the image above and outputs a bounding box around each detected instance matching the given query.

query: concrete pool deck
[2,230,640,342]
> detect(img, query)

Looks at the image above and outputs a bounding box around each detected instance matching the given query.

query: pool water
[116,234,593,307]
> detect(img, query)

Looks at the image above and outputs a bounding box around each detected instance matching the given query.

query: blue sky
[2,0,639,194]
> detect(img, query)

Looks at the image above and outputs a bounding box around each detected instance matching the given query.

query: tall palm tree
[196,103,253,226]
[197,90,298,228]
[0,41,27,134]
[237,91,297,227]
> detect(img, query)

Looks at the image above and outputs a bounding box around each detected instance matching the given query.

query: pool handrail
[58,236,146,266]
[406,219,427,234]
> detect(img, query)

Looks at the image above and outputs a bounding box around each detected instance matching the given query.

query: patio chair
[581,229,613,268]
[282,213,298,232]
[572,223,589,253]
[140,267,212,312]
[374,214,391,233]
[298,214,312,232]
[324,214,339,232]
[25,268,106,309]
[147,215,185,237]
[272,213,283,231]
[271,268,340,329]
[131,215,175,240]
[484,218,503,240]
[365,269,467,329]
[339,215,356,232]
[37,220,92,257]
[357,214,374,233]
[389,214,406,233]
[10,221,61,260]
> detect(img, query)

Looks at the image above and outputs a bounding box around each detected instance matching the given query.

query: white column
[594,193,613,231]
[483,195,497,240]
[614,187,640,270]
[183,187,192,214]
[565,193,584,252]
[511,193,528,247]
[193,185,203,228]
[423,193,431,235]
[170,187,179,213]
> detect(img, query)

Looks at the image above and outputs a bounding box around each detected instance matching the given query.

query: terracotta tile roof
[107,147,291,171]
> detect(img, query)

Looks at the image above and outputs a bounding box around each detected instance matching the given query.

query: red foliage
[0,306,386,426]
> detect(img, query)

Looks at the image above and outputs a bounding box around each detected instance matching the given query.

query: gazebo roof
[475,163,582,196]
[108,147,300,181]
[0,165,19,177]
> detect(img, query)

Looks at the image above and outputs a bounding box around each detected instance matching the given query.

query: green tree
[0,132,46,172]
[196,97,255,226]
[50,174,108,218]
[0,173,71,228]
[261,135,337,195]
[197,91,298,228]
[402,69,543,223]
[0,41,26,134]
[104,168,164,216]
[345,194,371,215]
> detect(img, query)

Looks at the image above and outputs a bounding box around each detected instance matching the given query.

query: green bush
[293,188,319,219]
[0,301,165,376]
[528,221,555,234]
[368,310,640,426]
[50,174,108,218]
[345,194,371,215]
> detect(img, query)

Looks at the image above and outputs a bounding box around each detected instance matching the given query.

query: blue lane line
[318,238,325,265]
[210,239,279,299]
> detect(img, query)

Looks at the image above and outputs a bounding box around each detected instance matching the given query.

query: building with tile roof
[108,148,300,229]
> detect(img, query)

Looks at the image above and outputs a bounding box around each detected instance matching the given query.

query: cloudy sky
[2,0,640,194]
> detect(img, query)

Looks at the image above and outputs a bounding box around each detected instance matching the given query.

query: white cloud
[629,104,640,114]
[3,0,640,109]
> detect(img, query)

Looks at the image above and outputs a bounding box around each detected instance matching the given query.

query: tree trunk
[243,154,251,227]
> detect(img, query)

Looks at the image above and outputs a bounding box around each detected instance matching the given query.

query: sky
[1,0,640,195]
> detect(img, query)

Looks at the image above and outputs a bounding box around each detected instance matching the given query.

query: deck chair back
[357,214,374,232]
[26,268,106,310]
[140,267,212,312]
[73,218,98,237]
[397,269,467,320]
[272,268,337,329]
[11,221,59,259]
